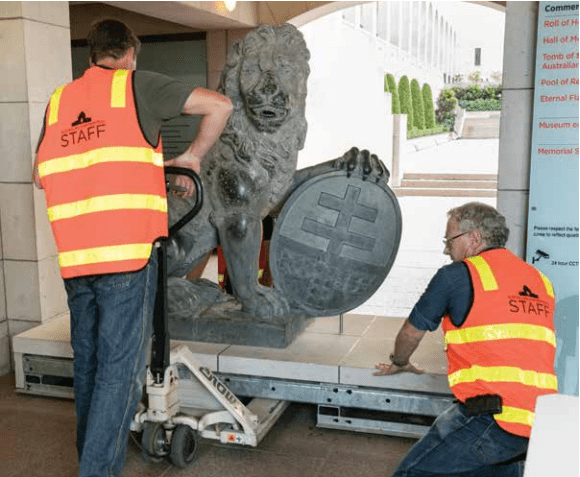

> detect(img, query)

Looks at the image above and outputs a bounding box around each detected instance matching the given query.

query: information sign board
[527,1,579,395]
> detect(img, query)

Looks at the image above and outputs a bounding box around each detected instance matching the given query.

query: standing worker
[33,19,232,477]
[374,202,557,477]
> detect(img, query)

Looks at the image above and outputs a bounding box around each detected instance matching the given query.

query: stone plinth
[169,303,309,348]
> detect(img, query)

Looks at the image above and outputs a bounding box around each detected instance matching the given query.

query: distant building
[297,1,505,167]
[304,2,504,94]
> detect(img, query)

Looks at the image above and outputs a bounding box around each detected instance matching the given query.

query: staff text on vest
[508,299,551,316]
[61,123,106,147]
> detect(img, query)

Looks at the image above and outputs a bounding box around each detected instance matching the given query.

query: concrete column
[397,0,403,58]
[497,1,538,258]
[426,6,431,67]
[445,23,453,78]
[435,13,441,69]
[391,114,407,187]
[439,17,444,70]
[0,1,71,374]
[412,1,419,60]
[421,2,428,64]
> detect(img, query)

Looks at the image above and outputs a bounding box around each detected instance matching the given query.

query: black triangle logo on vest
[519,285,539,299]
[72,111,92,127]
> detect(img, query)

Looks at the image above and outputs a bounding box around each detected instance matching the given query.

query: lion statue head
[216,24,310,168]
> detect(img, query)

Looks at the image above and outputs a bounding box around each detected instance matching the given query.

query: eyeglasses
[443,231,470,247]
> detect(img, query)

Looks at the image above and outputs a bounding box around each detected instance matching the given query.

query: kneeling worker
[374,202,557,477]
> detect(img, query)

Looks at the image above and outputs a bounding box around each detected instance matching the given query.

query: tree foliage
[436,89,458,128]
[398,75,413,131]
[410,78,425,130]
[422,83,436,129]
[386,74,401,114]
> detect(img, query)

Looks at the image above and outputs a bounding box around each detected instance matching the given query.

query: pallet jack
[130,167,288,467]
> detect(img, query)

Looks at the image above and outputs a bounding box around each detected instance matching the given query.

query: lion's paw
[240,286,291,318]
[334,147,390,184]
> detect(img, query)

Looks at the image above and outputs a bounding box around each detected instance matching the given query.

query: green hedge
[385,74,401,114]
[422,84,436,129]
[451,84,502,101]
[458,98,502,111]
[410,79,425,130]
[387,75,453,137]
[398,76,413,132]
[435,85,502,127]
[407,125,449,139]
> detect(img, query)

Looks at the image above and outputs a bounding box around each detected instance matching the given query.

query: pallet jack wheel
[141,422,169,462]
[170,424,200,468]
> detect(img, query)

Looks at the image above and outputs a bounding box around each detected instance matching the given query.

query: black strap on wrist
[389,353,408,367]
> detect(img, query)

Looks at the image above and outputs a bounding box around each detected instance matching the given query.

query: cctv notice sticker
[527,1,579,395]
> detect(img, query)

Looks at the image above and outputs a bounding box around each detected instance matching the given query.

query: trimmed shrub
[386,74,401,114]
[459,98,502,111]
[452,84,502,102]
[422,83,436,129]
[436,88,458,128]
[408,124,449,139]
[410,78,425,130]
[398,76,413,131]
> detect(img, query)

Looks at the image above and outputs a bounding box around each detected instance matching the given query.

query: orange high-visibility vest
[37,66,168,278]
[442,248,557,438]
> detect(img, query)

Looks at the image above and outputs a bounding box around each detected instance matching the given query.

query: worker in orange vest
[374,202,557,477]
[33,19,231,477]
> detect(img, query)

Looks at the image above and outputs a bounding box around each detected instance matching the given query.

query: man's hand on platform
[373,361,425,376]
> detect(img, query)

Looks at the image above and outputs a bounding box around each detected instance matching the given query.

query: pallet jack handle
[150,167,203,384]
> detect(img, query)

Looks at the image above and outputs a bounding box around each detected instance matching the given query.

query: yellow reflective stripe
[48,85,67,126]
[495,406,535,428]
[59,243,152,268]
[111,70,129,108]
[445,324,556,347]
[47,194,167,222]
[38,147,164,178]
[449,365,558,390]
[538,271,555,298]
[467,256,498,291]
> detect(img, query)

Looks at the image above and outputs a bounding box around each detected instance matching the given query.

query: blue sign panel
[527,1,579,395]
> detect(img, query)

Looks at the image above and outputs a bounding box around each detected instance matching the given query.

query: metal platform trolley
[131,167,289,468]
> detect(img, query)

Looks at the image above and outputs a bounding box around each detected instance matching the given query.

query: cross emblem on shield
[269,169,402,316]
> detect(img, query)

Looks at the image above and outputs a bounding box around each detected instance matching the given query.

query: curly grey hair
[447,202,509,248]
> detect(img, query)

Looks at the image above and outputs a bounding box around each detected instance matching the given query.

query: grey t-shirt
[133,69,194,146]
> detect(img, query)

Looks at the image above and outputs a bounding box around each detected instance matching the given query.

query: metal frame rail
[19,352,454,438]
[216,373,455,438]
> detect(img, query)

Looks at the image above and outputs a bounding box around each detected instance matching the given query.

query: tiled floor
[0,372,416,477]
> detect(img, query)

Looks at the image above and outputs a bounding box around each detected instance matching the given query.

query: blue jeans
[65,252,158,477]
[391,403,529,477]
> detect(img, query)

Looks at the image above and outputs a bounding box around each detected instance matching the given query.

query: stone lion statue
[166,24,389,322]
